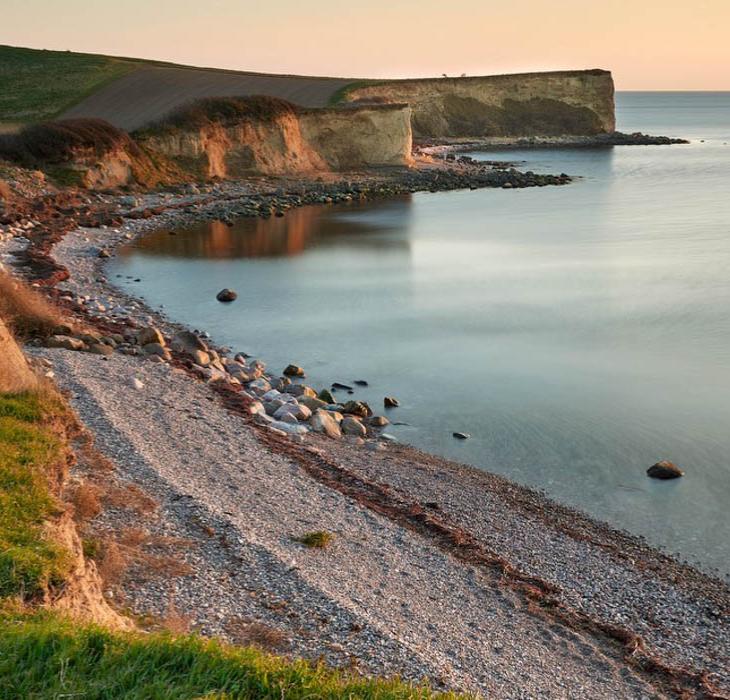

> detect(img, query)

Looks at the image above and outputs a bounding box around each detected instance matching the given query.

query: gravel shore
[3,172,729,699]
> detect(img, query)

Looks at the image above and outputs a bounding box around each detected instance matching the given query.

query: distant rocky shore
[418,131,690,154]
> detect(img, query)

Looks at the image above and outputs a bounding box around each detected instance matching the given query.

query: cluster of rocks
[54,321,398,449]
[153,169,571,228]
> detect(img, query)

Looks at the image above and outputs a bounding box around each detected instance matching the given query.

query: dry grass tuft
[0,271,66,339]
[161,598,192,634]
[70,482,101,521]
[224,617,289,652]
[100,482,157,514]
[96,540,126,587]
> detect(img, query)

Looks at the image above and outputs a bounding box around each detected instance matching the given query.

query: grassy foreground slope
[0,610,462,700]
[0,45,138,125]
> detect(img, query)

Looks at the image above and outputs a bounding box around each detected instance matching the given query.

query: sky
[3,0,729,89]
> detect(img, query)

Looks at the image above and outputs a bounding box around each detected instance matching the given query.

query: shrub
[295,531,334,549]
[0,270,66,338]
[0,118,137,166]
[139,95,302,136]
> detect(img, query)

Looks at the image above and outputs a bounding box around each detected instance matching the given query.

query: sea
[111,92,730,576]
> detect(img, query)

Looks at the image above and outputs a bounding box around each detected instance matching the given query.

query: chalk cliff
[138,102,413,178]
[344,70,615,139]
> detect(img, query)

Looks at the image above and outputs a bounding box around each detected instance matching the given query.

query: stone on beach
[47,335,85,351]
[310,409,342,439]
[137,326,165,347]
[88,343,114,356]
[369,415,390,427]
[342,416,367,438]
[285,384,316,399]
[647,460,684,479]
[171,330,208,355]
[216,288,238,302]
[270,420,308,435]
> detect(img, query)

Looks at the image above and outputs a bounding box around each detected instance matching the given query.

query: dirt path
[60,66,353,131]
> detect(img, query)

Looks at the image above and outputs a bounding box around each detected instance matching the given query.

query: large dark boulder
[647,460,684,480]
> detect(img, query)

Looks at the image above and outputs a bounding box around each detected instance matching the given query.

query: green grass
[327,80,383,105]
[0,45,138,124]
[295,531,335,549]
[0,610,464,700]
[0,391,70,599]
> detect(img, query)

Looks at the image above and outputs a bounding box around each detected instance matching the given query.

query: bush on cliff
[138,95,303,136]
[0,118,138,166]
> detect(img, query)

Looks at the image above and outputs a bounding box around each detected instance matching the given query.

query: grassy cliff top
[0,45,140,125]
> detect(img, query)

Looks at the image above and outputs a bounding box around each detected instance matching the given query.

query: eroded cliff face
[139,104,413,178]
[345,70,615,139]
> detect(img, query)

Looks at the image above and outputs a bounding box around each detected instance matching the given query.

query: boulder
[248,378,272,393]
[216,288,238,302]
[142,342,170,359]
[137,326,165,347]
[248,401,266,416]
[46,335,85,351]
[384,396,400,408]
[452,432,470,440]
[310,409,342,439]
[191,349,211,367]
[318,389,335,404]
[285,384,316,399]
[342,416,367,438]
[88,343,114,356]
[283,364,305,377]
[171,330,208,355]
[300,396,327,411]
[270,420,309,435]
[342,400,373,418]
[369,415,390,428]
[647,460,684,479]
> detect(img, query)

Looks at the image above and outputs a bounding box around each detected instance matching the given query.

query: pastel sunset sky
[3,0,728,89]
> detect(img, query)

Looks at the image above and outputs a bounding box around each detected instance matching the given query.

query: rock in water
[283,364,305,377]
[216,288,238,302]
[452,432,470,440]
[647,460,684,479]
[384,396,400,408]
[318,389,335,404]
[342,400,372,418]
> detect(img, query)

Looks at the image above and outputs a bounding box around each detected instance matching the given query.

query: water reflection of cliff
[124,199,413,260]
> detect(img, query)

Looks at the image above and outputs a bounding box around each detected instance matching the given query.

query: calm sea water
[113,93,730,576]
